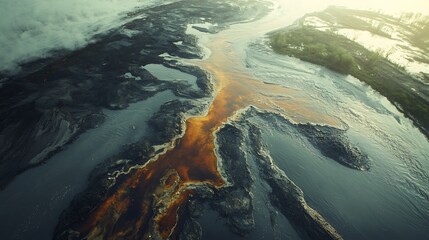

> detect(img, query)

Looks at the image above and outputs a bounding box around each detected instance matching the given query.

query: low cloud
[0,0,163,74]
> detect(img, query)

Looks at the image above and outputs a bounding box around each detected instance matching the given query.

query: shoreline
[54,1,350,239]
[4,1,427,240]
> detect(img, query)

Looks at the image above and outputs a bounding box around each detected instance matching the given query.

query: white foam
[123,72,141,81]
[185,22,216,60]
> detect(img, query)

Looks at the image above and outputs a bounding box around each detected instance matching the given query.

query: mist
[0,0,167,74]
[1,0,427,75]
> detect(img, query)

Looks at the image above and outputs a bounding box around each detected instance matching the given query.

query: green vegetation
[271,28,357,74]
[270,27,429,137]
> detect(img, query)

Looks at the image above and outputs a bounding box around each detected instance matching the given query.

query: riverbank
[3,1,429,240]
[0,0,266,188]
[53,0,351,239]
[269,9,429,139]
[0,0,270,239]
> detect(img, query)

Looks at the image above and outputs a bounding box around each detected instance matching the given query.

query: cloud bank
[0,0,166,74]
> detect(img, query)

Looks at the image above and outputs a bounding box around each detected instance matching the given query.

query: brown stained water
[75,3,342,239]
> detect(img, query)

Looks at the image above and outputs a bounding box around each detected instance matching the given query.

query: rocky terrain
[208,114,344,240]
[49,2,375,238]
[162,107,349,240]
[2,1,429,240]
[0,0,267,187]
[256,111,369,171]
[54,102,369,239]
[298,124,369,170]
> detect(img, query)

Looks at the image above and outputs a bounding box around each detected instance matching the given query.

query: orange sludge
[74,16,341,240]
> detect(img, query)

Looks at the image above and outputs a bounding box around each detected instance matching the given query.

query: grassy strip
[270,27,429,137]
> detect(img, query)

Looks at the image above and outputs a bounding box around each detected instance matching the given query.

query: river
[246,42,429,239]
[192,0,429,239]
[0,0,428,239]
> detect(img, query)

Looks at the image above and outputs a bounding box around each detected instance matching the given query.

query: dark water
[245,42,429,239]
[1,1,428,239]
[198,146,302,240]
[0,91,176,240]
